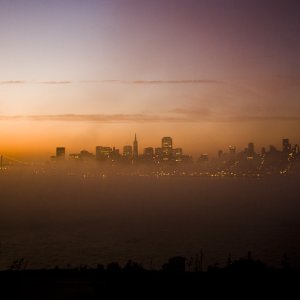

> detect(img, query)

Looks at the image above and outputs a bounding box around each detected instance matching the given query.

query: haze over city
[0,1,300,296]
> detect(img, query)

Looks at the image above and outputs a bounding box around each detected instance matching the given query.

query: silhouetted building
[162,137,173,159]
[229,145,236,155]
[269,145,278,154]
[248,142,254,156]
[198,153,208,162]
[182,155,193,163]
[218,150,223,158]
[144,147,154,160]
[173,148,182,156]
[282,138,291,153]
[155,147,163,161]
[69,153,80,160]
[173,148,183,162]
[56,147,65,160]
[96,146,112,160]
[80,150,94,160]
[133,134,138,160]
[110,147,121,162]
[123,145,133,158]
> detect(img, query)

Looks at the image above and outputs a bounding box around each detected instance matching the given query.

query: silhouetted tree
[187,256,193,272]
[225,257,268,273]
[207,262,219,272]
[107,262,122,273]
[227,253,232,266]
[97,264,105,272]
[123,260,144,272]
[162,256,186,273]
[9,258,25,271]
[200,248,204,272]
[282,253,290,271]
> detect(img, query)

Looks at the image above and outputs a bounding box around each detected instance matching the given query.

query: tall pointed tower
[133,133,138,160]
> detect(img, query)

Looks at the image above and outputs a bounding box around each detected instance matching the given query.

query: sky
[0,0,300,159]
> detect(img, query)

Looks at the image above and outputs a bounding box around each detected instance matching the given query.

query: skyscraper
[282,138,291,153]
[155,147,163,161]
[123,145,133,158]
[56,147,65,160]
[162,137,173,157]
[133,134,138,160]
[229,145,236,155]
[248,142,254,156]
[144,147,154,161]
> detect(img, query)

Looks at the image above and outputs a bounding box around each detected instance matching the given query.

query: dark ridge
[1,255,299,298]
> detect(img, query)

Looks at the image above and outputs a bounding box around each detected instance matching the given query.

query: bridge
[0,154,29,170]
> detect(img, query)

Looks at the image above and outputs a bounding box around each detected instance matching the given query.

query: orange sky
[1,117,299,160]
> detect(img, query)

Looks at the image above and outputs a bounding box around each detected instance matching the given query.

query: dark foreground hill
[0,256,299,299]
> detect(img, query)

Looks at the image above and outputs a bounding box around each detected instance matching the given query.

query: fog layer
[0,167,299,270]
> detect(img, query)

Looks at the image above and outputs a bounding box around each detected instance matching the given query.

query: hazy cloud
[225,115,300,122]
[0,80,72,85]
[0,80,26,84]
[172,108,212,119]
[0,114,187,123]
[2,78,299,88]
[81,79,223,85]
[39,81,72,85]
[1,113,300,123]
[171,106,300,122]
[130,80,223,84]
[0,79,223,85]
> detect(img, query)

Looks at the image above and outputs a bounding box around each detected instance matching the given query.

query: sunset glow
[1,2,300,293]
[1,0,299,159]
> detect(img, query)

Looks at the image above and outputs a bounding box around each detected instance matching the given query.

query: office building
[172,148,183,162]
[248,142,254,156]
[123,145,133,157]
[80,150,94,160]
[162,137,173,157]
[229,145,236,155]
[144,147,154,160]
[282,138,291,153]
[96,146,112,160]
[56,147,65,160]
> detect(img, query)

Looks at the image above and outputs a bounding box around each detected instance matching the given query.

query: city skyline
[2,135,300,179]
[0,0,300,158]
[48,135,298,161]
[1,131,300,161]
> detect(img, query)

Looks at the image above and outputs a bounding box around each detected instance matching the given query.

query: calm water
[0,171,299,270]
